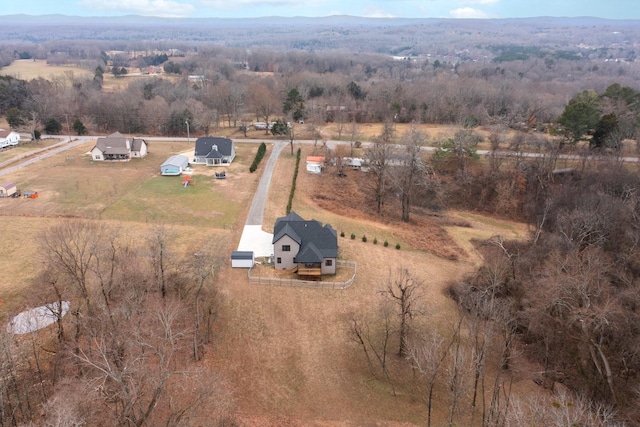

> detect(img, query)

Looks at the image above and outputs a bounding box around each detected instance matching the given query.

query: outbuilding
[306,156,325,174]
[161,154,189,175]
[0,182,17,198]
[231,251,254,268]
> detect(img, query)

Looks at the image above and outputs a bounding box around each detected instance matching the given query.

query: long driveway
[0,137,89,178]
[237,140,287,257]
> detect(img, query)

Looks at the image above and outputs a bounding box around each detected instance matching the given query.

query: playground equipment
[182,175,191,187]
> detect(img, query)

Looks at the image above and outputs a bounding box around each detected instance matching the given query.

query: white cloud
[79,0,196,17]
[198,0,304,8]
[461,0,499,4]
[449,7,493,18]
[363,6,396,18]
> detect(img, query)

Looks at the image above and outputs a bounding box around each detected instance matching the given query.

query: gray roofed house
[90,132,148,161]
[272,211,338,276]
[193,137,236,166]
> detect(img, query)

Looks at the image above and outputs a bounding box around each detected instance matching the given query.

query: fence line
[248,260,357,290]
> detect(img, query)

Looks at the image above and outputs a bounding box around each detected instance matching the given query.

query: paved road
[245,140,287,226]
[237,140,288,257]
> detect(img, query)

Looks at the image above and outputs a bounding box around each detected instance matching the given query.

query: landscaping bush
[340,231,345,237]
[249,142,267,173]
[373,237,378,244]
[362,235,367,242]
[350,233,356,240]
[395,243,401,250]
[285,148,301,214]
[384,240,389,247]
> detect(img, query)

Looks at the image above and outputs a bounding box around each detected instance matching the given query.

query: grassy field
[0,137,534,425]
[0,59,93,81]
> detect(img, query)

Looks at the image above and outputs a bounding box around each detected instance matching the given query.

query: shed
[0,182,17,197]
[306,156,325,174]
[231,251,254,268]
[161,154,189,175]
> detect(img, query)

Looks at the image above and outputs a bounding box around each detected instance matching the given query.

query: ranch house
[192,137,236,166]
[91,132,148,161]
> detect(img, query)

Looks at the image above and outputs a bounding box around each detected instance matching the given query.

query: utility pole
[185,120,190,144]
[66,114,71,143]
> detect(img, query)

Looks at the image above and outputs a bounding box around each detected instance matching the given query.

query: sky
[2,0,639,20]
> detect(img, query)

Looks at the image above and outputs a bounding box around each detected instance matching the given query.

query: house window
[282,245,291,252]
[325,259,333,267]
[276,257,281,264]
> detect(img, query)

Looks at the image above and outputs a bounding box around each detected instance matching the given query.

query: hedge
[286,148,302,214]
[249,142,267,173]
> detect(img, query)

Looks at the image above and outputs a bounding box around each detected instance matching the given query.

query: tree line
[339,117,640,423]
[1,44,639,142]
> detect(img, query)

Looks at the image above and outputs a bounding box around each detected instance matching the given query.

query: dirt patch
[298,156,465,260]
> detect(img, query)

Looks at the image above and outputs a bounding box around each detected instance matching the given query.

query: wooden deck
[296,266,322,276]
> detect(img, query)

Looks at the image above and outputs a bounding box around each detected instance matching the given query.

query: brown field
[0,59,179,93]
[0,138,534,425]
[0,59,93,81]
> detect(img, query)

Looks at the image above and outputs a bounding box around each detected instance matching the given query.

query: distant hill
[1,14,639,55]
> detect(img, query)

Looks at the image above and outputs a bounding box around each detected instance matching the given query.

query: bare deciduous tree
[392,127,430,222]
[365,137,392,215]
[408,328,454,427]
[381,267,423,357]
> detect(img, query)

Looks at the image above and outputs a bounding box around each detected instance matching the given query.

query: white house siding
[0,131,19,147]
[321,259,337,275]
[231,251,255,268]
[273,235,300,270]
[132,142,148,158]
[90,147,104,161]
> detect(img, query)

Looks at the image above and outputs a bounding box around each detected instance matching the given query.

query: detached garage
[231,251,254,268]
[161,154,189,176]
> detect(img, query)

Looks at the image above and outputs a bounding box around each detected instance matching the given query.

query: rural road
[245,140,287,226]
[0,136,91,178]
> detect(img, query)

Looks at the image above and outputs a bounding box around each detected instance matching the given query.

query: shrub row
[340,231,400,249]
[249,142,267,173]
[286,148,301,214]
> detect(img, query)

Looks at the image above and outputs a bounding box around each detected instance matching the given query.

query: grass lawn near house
[101,173,242,227]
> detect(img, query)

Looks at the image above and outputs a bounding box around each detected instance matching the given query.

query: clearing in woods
[0,137,530,425]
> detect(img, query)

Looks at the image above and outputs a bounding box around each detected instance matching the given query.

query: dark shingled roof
[194,137,234,157]
[272,211,338,263]
[231,251,254,260]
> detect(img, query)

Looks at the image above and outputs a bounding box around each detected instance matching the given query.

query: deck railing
[248,260,357,290]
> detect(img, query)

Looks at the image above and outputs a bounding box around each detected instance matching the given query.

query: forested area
[1,36,639,142]
[1,223,232,425]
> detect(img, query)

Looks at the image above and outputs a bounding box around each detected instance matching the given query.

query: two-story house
[272,211,338,276]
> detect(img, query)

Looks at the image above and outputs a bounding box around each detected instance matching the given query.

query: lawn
[101,173,242,227]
